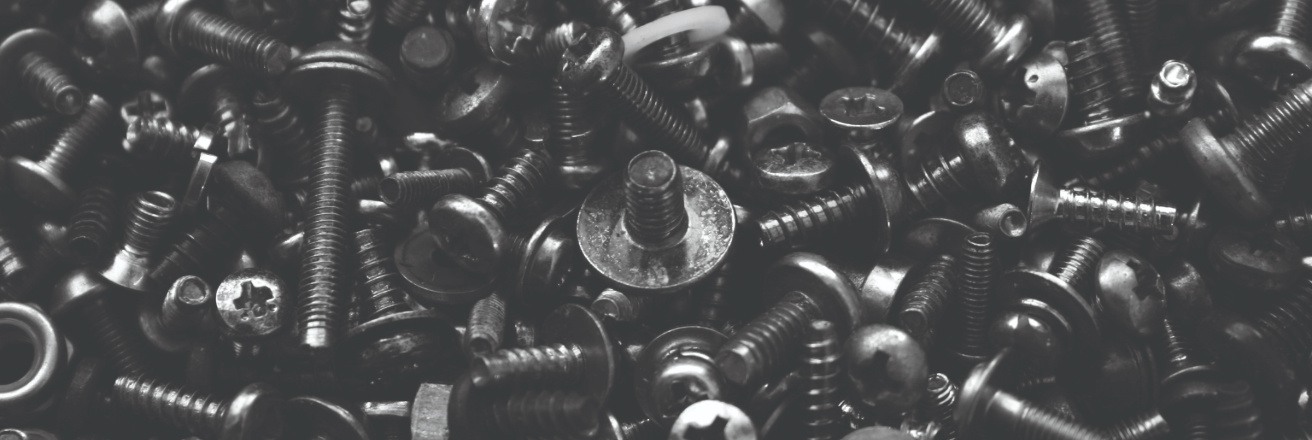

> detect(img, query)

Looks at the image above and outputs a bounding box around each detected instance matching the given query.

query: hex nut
[741,86,825,153]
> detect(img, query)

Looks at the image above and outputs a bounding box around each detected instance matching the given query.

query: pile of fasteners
[2,0,1312,437]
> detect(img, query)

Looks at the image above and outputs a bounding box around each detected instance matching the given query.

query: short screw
[100,191,178,293]
[592,288,653,323]
[336,0,375,46]
[801,0,943,92]
[465,290,508,358]
[957,349,1108,439]
[753,146,898,250]
[915,0,1031,75]
[67,183,120,264]
[970,204,1027,239]
[1026,162,1177,235]
[904,110,1023,215]
[7,94,116,211]
[819,87,903,161]
[897,253,956,347]
[113,375,284,439]
[471,303,616,399]
[922,373,959,440]
[379,147,491,210]
[947,232,999,369]
[140,275,214,353]
[155,0,291,76]
[0,29,86,115]
[802,320,843,440]
[51,268,161,375]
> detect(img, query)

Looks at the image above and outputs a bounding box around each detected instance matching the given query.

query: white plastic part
[621,6,730,62]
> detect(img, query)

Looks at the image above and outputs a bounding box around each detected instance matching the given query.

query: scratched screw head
[557,26,624,95]
[668,400,756,440]
[635,326,728,426]
[1096,249,1167,338]
[216,268,287,341]
[1207,228,1301,292]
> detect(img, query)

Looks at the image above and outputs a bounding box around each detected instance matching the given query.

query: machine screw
[7,94,116,211]
[956,349,1106,439]
[465,290,508,358]
[634,326,728,425]
[845,324,928,416]
[1077,0,1142,106]
[379,147,491,210]
[0,114,64,158]
[100,191,177,293]
[945,232,998,372]
[114,375,284,439]
[904,110,1023,215]
[434,63,526,159]
[0,29,86,116]
[472,303,616,399]
[1026,162,1177,235]
[50,268,160,375]
[922,373,958,440]
[155,0,291,76]
[803,320,843,440]
[754,145,901,251]
[123,118,216,160]
[819,87,903,161]
[897,254,955,347]
[669,400,756,440]
[802,0,943,92]
[336,0,374,46]
[450,372,603,439]
[67,183,119,264]
[915,0,1031,75]
[548,78,609,192]
[429,147,553,274]
[216,268,287,360]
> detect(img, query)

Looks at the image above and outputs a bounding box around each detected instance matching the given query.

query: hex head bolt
[754,146,901,252]
[0,29,86,115]
[801,320,843,440]
[904,110,1024,215]
[429,147,553,274]
[559,27,725,178]
[993,236,1106,370]
[578,150,733,293]
[8,95,116,211]
[715,253,866,389]
[155,0,290,76]
[282,41,395,364]
[139,275,213,353]
[112,374,284,439]
[471,303,616,399]
[820,87,903,161]
[1026,162,1177,235]
[379,147,491,210]
[896,254,955,348]
[914,0,1031,76]
[957,349,1108,439]
[345,228,461,388]
[1182,80,1312,222]
[800,0,943,93]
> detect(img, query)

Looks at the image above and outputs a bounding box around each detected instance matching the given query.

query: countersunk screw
[957,349,1107,439]
[559,27,725,177]
[800,0,944,93]
[946,232,998,370]
[471,303,616,400]
[0,29,86,115]
[379,147,491,210]
[8,94,117,211]
[100,191,177,293]
[897,254,956,348]
[155,0,291,76]
[915,0,1032,75]
[50,268,161,375]
[113,375,284,439]
[1026,162,1177,235]
[67,182,120,264]
[802,320,843,440]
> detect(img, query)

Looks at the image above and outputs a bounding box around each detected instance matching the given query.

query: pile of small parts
[3,0,1312,437]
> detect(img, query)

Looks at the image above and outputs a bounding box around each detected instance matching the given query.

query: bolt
[801,0,943,93]
[957,349,1107,439]
[844,324,928,416]
[8,94,116,211]
[471,303,616,399]
[337,0,375,46]
[114,375,284,439]
[67,183,119,265]
[380,147,490,210]
[904,110,1024,215]
[716,253,865,389]
[139,275,213,353]
[0,29,86,115]
[1181,79,1312,222]
[399,26,458,93]
[216,268,287,360]
[916,0,1031,75]
[897,254,955,348]
[634,326,728,425]
[155,0,291,76]
[559,27,726,177]
[100,191,177,293]
[993,235,1106,368]
[669,400,756,440]
[578,150,734,293]
[1147,60,1196,119]
[465,290,507,358]
[429,147,553,274]
[801,320,843,440]
[123,118,216,160]
[819,87,903,160]
[1026,162,1177,235]
[753,145,901,252]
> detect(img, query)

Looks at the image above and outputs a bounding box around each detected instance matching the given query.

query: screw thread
[624,151,687,244]
[124,118,203,159]
[88,298,157,376]
[176,9,290,76]
[906,149,973,214]
[465,291,507,357]
[212,87,251,157]
[1078,131,1179,188]
[296,83,359,362]
[380,169,477,208]
[1212,380,1263,438]
[534,21,590,68]
[599,65,712,170]
[992,391,1106,439]
[1272,0,1311,39]
[918,0,1004,46]
[1161,318,1205,375]
[472,343,588,390]
[1227,79,1312,200]
[486,390,601,437]
[113,374,225,436]
[0,114,64,156]
[590,0,642,33]
[899,254,955,347]
[119,192,177,260]
[1065,38,1117,123]
[350,175,380,202]
[1274,201,1312,244]
[1124,0,1156,65]
[252,87,311,179]
[0,225,33,294]
[1247,284,1312,366]
[924,373,959,440]
[806,0,927,70]
[692,259,734,328]
[716,292,822,387]
[1057,188,1177,234]
[475,148,554,222]
[1103,411,1170,439]
[755,182,873,250]
[381,0,433,28]
[1048,236,1105,296]
[128,0,163,36]
[803,320,843,440]
[354,228,411,322]
[33,95,115,180]
[548,80,601,168]
[69,185,120,264]
[593,288,648,322]
[1079,0,1143,106]
[953,232,997,358]
[17,52,84,116]
[151,209,242,284]
[160,276,212,335]
[337,0,375,46]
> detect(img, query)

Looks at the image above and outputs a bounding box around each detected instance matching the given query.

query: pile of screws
[5,0,1312,437]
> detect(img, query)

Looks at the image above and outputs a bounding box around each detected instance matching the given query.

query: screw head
[434,62,514,133]
[513,203,581,298]
[154,0,197,55]
[973,14,1032,76]
[220,382,285,440]
[558,27,624,95]
[1179,117,1271,222]
[989,309,1064,370]
[216,268,287,340]
[1232,32,1312,86]
[471,0,548,66]
[283,396,368,440]
[283,41,395,109]
[635,326,728,425]
[996,49,1067,139]
[1207,229,1301,292]
[429,194,507,275]
[749,140,837,196]
[898,217,976,260]
[997,269,1100,353]
[1024,161,1061,229]
[767,252,867,335]
[77,0,144,74]
[844,324,927,414]
[954,110,1025,199]
[47,267,114,321]
[1096,249,1167,338]
[668,400,756,440]
[956,348,1024,440]
[395,228,497,305]
[820,87,902,132]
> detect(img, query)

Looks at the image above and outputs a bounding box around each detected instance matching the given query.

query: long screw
[112,375,283,438]
[949,232,998,367]
[156,0,291,76]
[1208,79,1312,201]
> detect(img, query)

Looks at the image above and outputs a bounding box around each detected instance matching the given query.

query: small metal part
[138,275,213,353]
[1207,229,1301,292]
[844,324,927,415]
[0,302,68,420]
[971,203,1027,239]
[411,383,453,440]
[395,228,497,305]
[635,326,728,426]
[1148,60,1196,119]
[471,303,616,399]
[669,400,756,440]
[956,349,1106,439]
[215,268,287,347]
[284,396,369,440]
[820,86,902,161]
[1095,249,1167,338]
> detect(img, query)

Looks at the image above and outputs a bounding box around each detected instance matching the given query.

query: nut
[741,86,825,153]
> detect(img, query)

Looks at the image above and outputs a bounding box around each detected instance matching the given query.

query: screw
[921,373,958,440]
[897,254,955,348]
[957,348,1106,439]
[67,183,119,265]
[8,94,116,211]
[559,27,726,177]
[155,0,291,76]
[50,268,160,375]
[100,191,177,293]
[113,375,284,439]
[819,87,903,161]
[1208,229,1301,292]
[1242,284,1312,373]
[1026,162,1177,235]
[0,29,86,116]
[379,147,491,209]
[714,36,790,92]
[0,114,64,158]
[691,258,735,330]
[1275,201,1312,245]
[251,84,311,186]
[970,204,1027,240]
[139,275,213,353]
[337,0,375,46]
[429,147,553,274]
[1233,0,1312,85]
[450,372,603,439]
[993,235,1106,368]
[119,90,172,126]
[399,26,457,93]
[904,110,1023,215]
[77,0,163,75]
[216,268,287,360]
[592,288,653,323]
[634,326,728,425]
[669,400,756,440]
[802,320,843,440]
[844,324,927,416]
[1053,37,1150,160]
[915,0,1031,75]
[1076,0,1142,106]
[1147,60,1196,119]
[0,222,34,299]
[549,79,609,192]
[472,303,616,399]
[380,0,436,30]
[435,63,527,159]
[123,118,216,160]
[945,232,998,372]
[465,290,508,358]
[178,64,255,159]
[753,145,900,251]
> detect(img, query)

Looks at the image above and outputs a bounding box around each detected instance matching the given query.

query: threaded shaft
[1274,201,1312,244]
[471,343,588,390]
[1226,79,1312,200]
[755,182,873,250]
[1103,411,1170,439]
[355,228,411,322]
[0,225,33,294]
[1248,285,1312,366]
[715,292,822,387]
[68,185,119,264]
[803,320,843,440]
[128,0,163,36]
[898,254,955,347]
[88,298,157,376]
[534,21,590,68]
[160,275,212,335]
[598,64,712,170]
[906,149,973,214]
[1078,131,1179,187]
[0,114,64,156]
[1272,0,1311,38]
[466,291,507,357]
[917,0,1004,46]
[1212,381,1263,439]
[621,418,664,439]
[1065,37,1117,123]
[119,192,177,260]
[1161,318,1205,375]
[588,0,641,33]
[175,9,291,76]
[381,0,433,28]
[32,95,115,180]
[953,232,996,359]
[989,391,1106,438]
[1125,0,1156,65]
[337,0,375,46]
[296,83,358,363]
[806,0,927,71]
[548,80,602,173]
[1057,187,1177,234]
[924,373,958,440]
[113,374,225,436]
[17,52,84,116]
[380,169,478,208]
[252,87,311,179]
[692,259,734,328]
[150,208,242,284]
[1048,236,1106,296]
[475,148,554,221]
[1079,0,1142,106]
[124,118,204,159]
[485,390,601,438]
[624,151,687,244]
